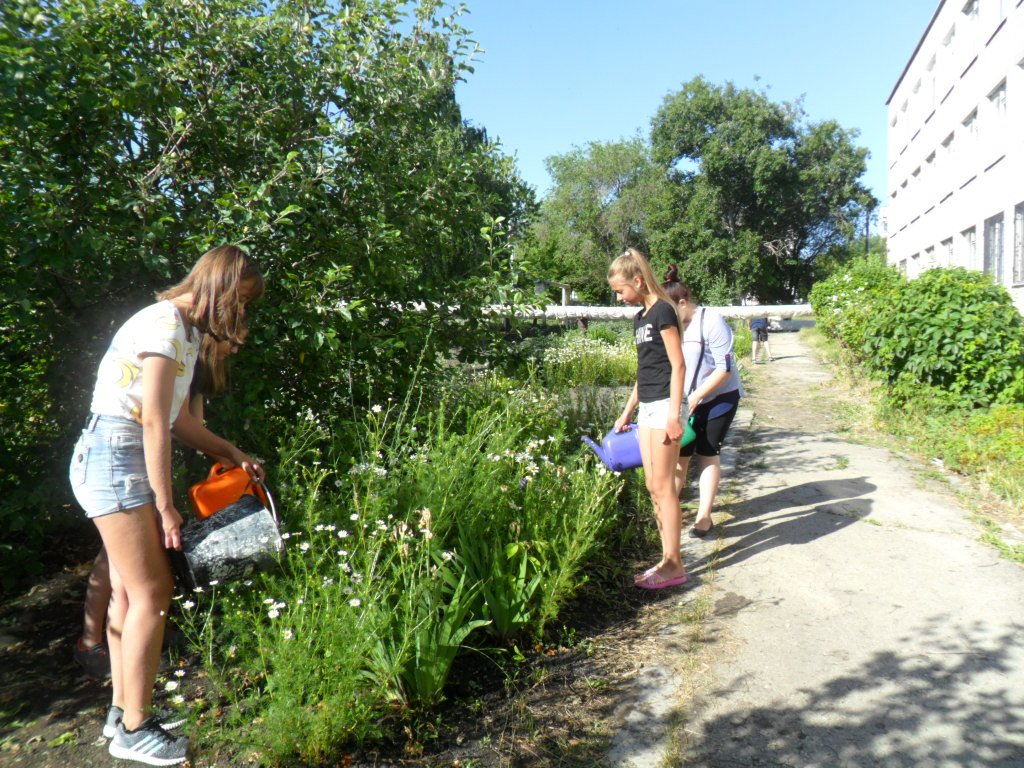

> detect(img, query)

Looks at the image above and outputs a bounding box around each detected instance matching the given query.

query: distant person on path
[749,314,774,363]
[68,245,264,766]
[662,266,741,538]
[608,248,688,590]
[73,332,248,680]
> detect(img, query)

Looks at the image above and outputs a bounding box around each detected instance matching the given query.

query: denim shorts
[69,415,154,518]
[637,398,683,430]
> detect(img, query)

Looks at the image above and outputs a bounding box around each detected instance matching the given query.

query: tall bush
[863,268,1023,407]
[0,0,533,588]
[808,255,904,354]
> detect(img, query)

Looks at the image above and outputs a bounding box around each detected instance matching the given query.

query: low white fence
[503,304,815,321]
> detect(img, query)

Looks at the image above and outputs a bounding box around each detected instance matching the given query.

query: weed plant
[175,374,624,764]
[515,328,635,389]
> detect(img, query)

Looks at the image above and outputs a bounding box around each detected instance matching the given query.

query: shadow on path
[683,616,1024,767]
[688,476,876,577]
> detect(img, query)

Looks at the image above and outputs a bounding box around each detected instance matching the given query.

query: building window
[941,132,954,153]
[898,259,908,274]
[962,226,977,267]
[925,246,936,266]
[942,237,954,265]
[984,214,1004,279]
[988,80,1007,117]
[943,25,956,48]
[1014,203,1024,284]
[962,108,978,138]
[961,0,978,18]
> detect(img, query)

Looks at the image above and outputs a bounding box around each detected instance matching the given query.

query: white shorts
[637,399,682,430]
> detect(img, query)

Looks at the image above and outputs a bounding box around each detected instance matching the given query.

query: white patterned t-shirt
[90,301,199,423]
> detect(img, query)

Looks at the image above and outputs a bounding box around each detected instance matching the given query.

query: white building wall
[881,0,1024,313]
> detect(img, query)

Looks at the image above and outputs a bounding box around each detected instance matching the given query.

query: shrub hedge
[810,260,1023,408]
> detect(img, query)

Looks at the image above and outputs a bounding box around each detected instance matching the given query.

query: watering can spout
[580,424,642,472]
[580,435,607,464]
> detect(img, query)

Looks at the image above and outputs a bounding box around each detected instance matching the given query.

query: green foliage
[732,320,752,362]
[864,268,1023,408]
[811,263,1021,409]
[811,263,1023,515]
[877,398,1024,514]
[0,0,534,590]
[521,138,667,301]
[650,77,874,303]
[176,368,624,762]
[809,255,904,355]
[516,329,636,390]
[525,77,873,306]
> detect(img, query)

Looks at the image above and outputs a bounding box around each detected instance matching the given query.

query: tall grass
[517,326,635,389]
[176,372,624,763]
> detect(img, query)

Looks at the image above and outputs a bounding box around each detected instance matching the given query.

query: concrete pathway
[611,330,1024,768]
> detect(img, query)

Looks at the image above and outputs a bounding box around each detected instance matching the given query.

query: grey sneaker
[103,706,186,739]
[108,717,188,766]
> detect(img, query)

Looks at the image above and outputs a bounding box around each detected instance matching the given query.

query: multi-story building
[881,0,1023,312]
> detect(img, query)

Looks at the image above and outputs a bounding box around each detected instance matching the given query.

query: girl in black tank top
[607,248,689,590]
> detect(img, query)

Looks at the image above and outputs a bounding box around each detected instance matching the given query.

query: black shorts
[682,398,738,458]
[754,327,768,342]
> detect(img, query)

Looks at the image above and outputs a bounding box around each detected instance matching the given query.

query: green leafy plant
[864,268,1023,407]
[809,255,904,355]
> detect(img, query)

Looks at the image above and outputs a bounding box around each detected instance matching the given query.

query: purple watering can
[581,424,642,472]
[581,418,698,472]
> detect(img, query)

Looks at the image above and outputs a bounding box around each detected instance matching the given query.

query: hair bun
[664,264,679,283]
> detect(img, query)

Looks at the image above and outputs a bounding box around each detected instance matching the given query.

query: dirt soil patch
[0,521,699,768]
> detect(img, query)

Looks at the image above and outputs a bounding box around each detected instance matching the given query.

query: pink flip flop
[635,570,689,590]
[634,565,659,583]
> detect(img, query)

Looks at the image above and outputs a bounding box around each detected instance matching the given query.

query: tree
[0,0,532,587]
[650,77,875,302]
[521,138,669,302]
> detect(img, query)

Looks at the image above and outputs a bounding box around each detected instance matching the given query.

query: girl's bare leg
[94,504,172,731]
[693,455,721,531]
[674,454,691,508]
[638,426,685,579]
[81,548,111,647]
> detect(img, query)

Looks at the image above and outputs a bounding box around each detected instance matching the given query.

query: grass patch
[976,517,1024,565]
[829,455,850,470]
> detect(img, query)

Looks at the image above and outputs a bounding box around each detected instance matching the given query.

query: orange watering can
[189,463,269,519]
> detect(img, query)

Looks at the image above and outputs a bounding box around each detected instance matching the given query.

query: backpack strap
[688,308,706,396]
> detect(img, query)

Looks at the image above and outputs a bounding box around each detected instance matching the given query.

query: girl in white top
[662,265,742,539]
[69,245,264,765]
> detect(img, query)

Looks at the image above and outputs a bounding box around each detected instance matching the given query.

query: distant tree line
[522,76,876,305]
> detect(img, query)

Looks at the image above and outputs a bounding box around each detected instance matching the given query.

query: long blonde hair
[608,248,680,318]
[158,244,263,346]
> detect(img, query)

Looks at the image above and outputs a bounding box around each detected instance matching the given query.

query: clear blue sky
[454,0,939,203]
